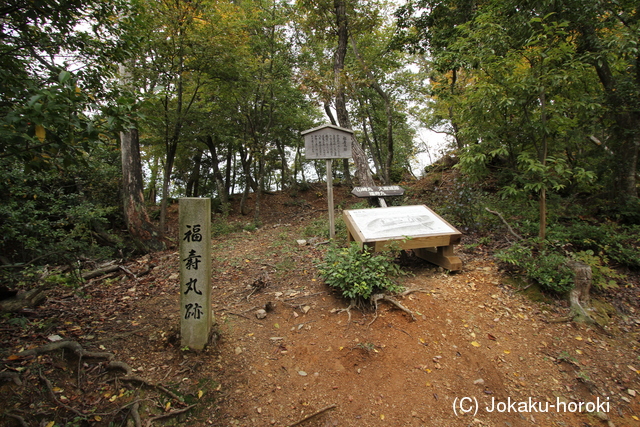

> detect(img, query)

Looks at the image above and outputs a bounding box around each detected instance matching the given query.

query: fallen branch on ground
[81,264,122,280]
[287,404,337,427]
[0,288,47,313]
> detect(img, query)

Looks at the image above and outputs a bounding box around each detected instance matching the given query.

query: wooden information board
[301,124,354,239]
[343,205,463,271]
[302,124,352,160]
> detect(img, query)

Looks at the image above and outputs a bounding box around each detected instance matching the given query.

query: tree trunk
[205,136,230,215]
[579,24,638,201]
[333,0,374,188]
[146,156,159,205]
[254,155,264,225]
[275,138,290,190]
[538,87,547,250]
[350,36,394,184]
[120,129,164,252]
[185,150,202,197]
[159,144,176,235]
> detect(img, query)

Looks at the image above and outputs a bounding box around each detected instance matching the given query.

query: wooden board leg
[415,245,462,271]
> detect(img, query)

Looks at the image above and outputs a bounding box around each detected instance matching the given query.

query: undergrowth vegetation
[316,242,406,301]
[417,172,639,295]
[0,156,123,267]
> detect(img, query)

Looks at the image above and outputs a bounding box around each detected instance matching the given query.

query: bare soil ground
[2,177,640,427]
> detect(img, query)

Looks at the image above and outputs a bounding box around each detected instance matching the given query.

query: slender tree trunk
[159,142,177,234]
[449,68,464,150]
[254,155,264,225]
[225,141,233,195]
[333,0,374,187]
[580,25,638,200]
[205,136,230,215]
[538,87,548,250]
[275,138,290,190]
[185,150,202,197]
[146,156,159,205]
[350,36,394,184]
[120,129,164,252]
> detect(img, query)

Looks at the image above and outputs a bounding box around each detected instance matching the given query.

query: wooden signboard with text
[343,205,463,271]
[302,124,352,160]
[351,185,405,198]
[302,124,354,239]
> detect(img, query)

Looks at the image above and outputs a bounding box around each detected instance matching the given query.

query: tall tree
[396,0,639,209]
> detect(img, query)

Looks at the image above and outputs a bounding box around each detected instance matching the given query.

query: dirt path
[202,221,640,427]
[2,187,640,427]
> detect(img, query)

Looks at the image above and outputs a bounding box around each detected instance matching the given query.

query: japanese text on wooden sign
[179,198,212,350]
[302,125,353,160]
[351,185,405,198]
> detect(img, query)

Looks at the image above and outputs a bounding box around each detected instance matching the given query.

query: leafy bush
[316,242,405,301]
[547,222,640,269]
[0,155,122,266]
[495,242,575,293]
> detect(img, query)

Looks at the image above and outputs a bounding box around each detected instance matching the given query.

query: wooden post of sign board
[301,124,353,240]
[326,159,335,239]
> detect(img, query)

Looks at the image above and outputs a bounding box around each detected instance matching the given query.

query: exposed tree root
[144,404,196,426]
[40,372,86,418]
[5,413,28,427]
[399,287,428,297]
[371,293,416,322]
[9,341,194,426]
[18,340,114,360]
[106,361,184,403]
[130,401,142,427]
[0,371,22,386]
[332,300,356,323]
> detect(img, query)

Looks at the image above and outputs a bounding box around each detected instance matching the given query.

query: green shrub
[547,222,640,269]
[211,218,242,237]
[316,242,405,301]
[496,242,575,294]
[0,161,122,265]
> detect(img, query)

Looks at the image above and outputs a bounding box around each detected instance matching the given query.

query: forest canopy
[1,0,638,274]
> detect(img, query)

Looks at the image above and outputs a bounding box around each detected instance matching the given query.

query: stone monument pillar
[179,198,212,350]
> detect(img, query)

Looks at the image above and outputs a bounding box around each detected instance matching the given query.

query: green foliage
[547,222,640,269]
[0,156,123,266]
[317,242,405,301]
[303,216,346,241]
[211,218,242,237]
[496,242,575,294]
[396,0,639,211]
